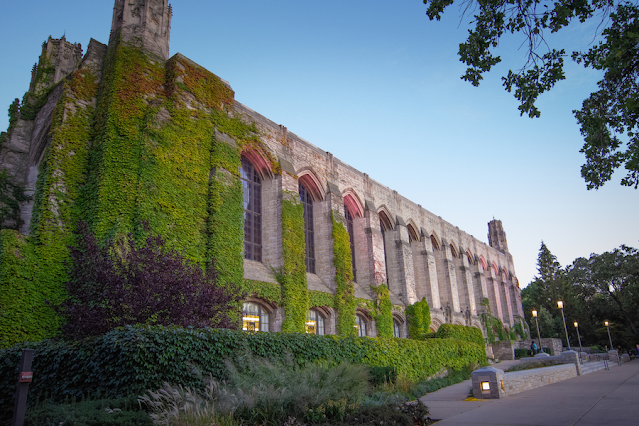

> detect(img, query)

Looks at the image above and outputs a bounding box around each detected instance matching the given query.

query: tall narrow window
[380,212,392,284]
[299,182,315,273]
[355,314,367,337]
[241,158,262,261]
[344,203,357,282]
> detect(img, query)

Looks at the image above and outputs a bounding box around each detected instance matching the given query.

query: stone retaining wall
[502,364,577,396]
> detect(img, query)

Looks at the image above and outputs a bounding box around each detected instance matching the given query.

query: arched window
[242,302,269,332]
[344,203,357,282]
[355,314,368,337]
[241,157,262,262]
[299,181,315,273]
[450,244,459,258]
[379,212,393,284]
[430,234,440,251]
[306,309,325,335]
[393,319,401,338]
[408,225,419,243]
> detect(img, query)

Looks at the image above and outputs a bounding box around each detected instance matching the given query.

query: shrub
[140,357,369,426]
[433,324,484,348]
[406,298,431,339]
[58,222,243,339]
[514,348,532,358]
[24,395,152,426]
[368,366,398,387]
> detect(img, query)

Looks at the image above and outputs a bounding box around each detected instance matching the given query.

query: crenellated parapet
[110,0,172,61]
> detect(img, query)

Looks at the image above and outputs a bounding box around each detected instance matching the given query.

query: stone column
[362,201,387,286]
[443,242,461,313]
[392,217,417,305]
[461,255,477,316]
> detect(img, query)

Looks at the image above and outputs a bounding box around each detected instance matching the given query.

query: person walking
[531,341,538,356]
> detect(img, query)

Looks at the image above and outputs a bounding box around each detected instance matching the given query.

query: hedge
[433,324,485,349]
[0,325,486,422]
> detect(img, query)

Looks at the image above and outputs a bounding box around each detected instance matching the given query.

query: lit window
[344,203,357,282]
[241,158,262,261]
[242,302,269,332]
[355,314,367,337]
[299,182,315,274]
[306,309,325,335]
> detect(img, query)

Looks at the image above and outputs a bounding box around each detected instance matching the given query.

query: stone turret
[488,219,509,254]
[29,35,83,94]
[110,0,172,61]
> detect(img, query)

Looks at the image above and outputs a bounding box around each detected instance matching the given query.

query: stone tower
[29,35,83,94]
[488,219,509,253]
[110,0,172,61]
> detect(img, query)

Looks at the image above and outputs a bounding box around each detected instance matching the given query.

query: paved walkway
[420,359,639,425]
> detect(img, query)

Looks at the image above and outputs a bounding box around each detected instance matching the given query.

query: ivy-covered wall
[331,212,357,336]
[406,298,431,339]
[279,191,309,332]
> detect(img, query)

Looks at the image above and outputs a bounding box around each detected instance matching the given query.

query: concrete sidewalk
[420,359,639,425]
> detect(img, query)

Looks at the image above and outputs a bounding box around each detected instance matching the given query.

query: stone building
[0,0,524,342]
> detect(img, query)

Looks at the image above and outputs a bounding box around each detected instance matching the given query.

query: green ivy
[245,280,282,304]
[434,324,485,349]
[278,192,309,332]
[371,284,393,338]
[309,290,335,308]
[406,298,431,339]
[0,169,30,230]
[331,212,356,336]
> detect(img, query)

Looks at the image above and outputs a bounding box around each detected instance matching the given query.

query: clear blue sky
[1,1,637,287]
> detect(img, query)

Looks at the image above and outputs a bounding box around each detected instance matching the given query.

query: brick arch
[244,296,278,313]
[297,168,325,201]
[343,189,364,218]
[242,147,275,179]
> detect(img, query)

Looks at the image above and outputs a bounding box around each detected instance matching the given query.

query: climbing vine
[406,298,431,339]
[331,211,356,336]
[371,284,393,338]
[278,191,309,333]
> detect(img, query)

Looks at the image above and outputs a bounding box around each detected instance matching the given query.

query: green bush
[368,366,398,387]
[140,357,369,426]
[405,298,431,339]
[25,396,152,426]
[433,324,485,349]
[0,325,486,422]
[514,348,532,358]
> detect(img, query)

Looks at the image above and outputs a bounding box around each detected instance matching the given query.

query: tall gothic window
[344,203,357,282]
[380,212,392,284]
[241,157,262,261]
[299,182,315,273]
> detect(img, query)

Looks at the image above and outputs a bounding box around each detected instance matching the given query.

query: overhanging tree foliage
[423,0,639,189]
[57,222,244,340]
[568,245,639,338]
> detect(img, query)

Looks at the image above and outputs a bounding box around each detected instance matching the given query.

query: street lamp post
[605,321,614,350]
[574,321,583,364]
[557,301,571,350]
[532,310,542,355]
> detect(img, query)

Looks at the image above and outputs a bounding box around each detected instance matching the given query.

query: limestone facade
[0,1,525,338]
